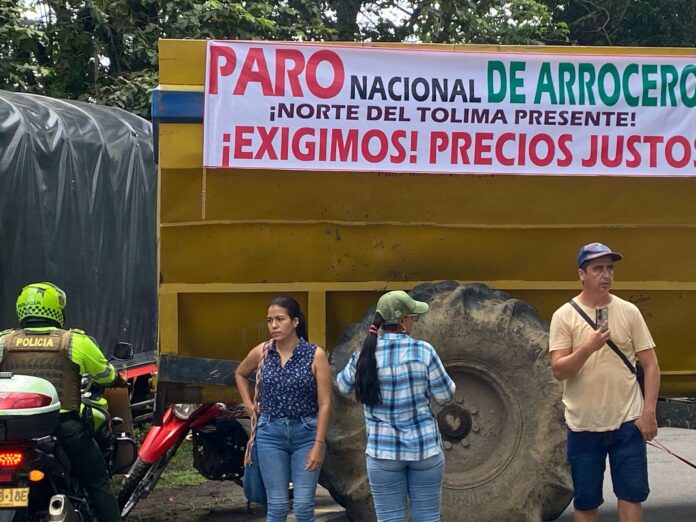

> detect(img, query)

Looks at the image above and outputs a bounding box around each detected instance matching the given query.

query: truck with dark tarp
[0,90,158,414]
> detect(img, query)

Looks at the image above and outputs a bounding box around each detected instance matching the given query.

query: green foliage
[543,0,696,46]
[2,0,693,119]
[154,440,206,488]
[0,1,47,91]
[354,0,568,45]
[0,0,336,118]
[111,439,204,493]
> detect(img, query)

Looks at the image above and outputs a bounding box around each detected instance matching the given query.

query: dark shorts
[567,421,649,511]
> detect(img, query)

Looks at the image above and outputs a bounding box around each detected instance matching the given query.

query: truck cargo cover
[0,90,157,358]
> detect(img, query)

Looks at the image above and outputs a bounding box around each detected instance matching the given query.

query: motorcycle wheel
[118,445,177,518]
[0,511,26,522]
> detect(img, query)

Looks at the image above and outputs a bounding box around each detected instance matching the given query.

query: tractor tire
[321,282,572,522]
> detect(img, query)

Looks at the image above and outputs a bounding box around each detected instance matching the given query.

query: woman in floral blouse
[235,296,331,522]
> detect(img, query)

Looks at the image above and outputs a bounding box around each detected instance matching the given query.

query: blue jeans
[255,414,320,522]
[366,452,445,522]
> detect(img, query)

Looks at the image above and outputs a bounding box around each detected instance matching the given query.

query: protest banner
[203,41,696,176]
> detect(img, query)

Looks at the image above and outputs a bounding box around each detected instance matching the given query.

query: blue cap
[577,242,623,268]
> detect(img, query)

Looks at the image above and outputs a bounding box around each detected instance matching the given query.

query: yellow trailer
[153,39,696,521]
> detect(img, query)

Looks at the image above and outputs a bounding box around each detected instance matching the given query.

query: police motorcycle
[0,342,137,521]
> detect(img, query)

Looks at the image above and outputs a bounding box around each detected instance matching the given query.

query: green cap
[376,290,429,324]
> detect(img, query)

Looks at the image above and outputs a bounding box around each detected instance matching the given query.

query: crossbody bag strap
[568,300,637,376]
[244,341,271,465]
[648,439,696,471]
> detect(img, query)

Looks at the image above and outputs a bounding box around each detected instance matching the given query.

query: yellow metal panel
[159,39,207,86]
[160,167,204,223]
[158,168,696,228]
[177,292,308,359]
[159,124,203,170]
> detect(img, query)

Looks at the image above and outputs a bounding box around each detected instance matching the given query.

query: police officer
[0,282,123,522]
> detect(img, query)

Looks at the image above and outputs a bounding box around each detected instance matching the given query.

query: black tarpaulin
[0,90,157,358]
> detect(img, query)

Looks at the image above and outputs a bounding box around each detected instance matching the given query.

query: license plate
[0,487,28,507]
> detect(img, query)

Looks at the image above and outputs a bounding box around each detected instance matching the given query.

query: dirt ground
[126,480,260,521]
[125,481,348,522]
[120,438,347,522]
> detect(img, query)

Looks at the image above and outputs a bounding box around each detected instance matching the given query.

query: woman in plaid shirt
[337,290,455,522]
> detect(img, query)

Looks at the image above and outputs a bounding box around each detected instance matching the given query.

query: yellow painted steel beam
[157,84,203,92]
[308,291,327,349]
[173,377,694,403]
[160,281,696,293]
[161,220,696,230]
[159,292,178,355]
[158,283,696,382]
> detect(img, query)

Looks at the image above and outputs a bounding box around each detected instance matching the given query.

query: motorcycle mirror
[113,342,134,361]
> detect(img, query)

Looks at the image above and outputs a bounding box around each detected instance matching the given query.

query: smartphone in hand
[596,307,609,332]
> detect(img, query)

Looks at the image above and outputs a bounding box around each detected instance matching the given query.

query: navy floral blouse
[259,338,318,418]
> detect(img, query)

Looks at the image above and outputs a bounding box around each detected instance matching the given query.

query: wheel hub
[434,360,523,489]
[437,403,473,443]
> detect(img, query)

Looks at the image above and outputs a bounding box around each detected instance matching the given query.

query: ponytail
[355,313,384,406]
[295,311,308,340]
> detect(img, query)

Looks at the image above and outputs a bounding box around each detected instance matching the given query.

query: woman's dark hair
[355,313,388,406]
[268,296,308,340]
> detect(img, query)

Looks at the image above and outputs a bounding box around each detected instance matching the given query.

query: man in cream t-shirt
[549,242,660,522]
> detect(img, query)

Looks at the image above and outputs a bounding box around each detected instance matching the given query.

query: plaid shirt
[337,333,455,461]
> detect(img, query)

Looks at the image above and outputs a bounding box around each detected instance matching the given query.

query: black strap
[568,300,637,375]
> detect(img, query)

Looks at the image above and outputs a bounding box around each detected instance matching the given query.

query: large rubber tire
[321,282,573,522]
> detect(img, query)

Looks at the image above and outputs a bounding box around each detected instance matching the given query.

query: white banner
[203,41,696,176]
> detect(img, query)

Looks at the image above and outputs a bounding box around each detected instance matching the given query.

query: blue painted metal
[150,88,204,161]
[151,88,203,123]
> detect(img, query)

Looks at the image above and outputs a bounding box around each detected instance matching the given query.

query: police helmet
[16,282,66,328]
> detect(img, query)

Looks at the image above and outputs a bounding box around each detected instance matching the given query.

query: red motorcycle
[117,403,247,517]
